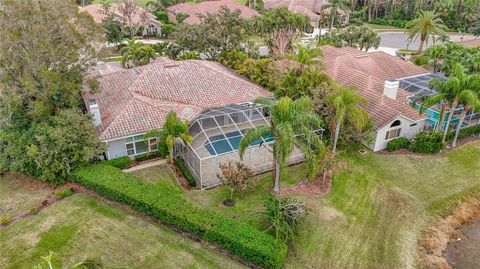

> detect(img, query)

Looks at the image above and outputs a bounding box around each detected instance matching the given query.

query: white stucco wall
[106,138,127,160]
[372,116,426,152]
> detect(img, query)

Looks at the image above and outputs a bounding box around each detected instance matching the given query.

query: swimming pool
[205,130,274,155]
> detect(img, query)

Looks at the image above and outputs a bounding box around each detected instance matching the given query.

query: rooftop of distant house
[167,0,259,24]
[456,37,480,48]
[321,45,429,129]
[84,58,272,141]
[79,3,159,25]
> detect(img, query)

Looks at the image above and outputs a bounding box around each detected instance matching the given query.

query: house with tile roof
[321,45,432,151]
[167,0,259,25]
[85,58,313,188]
[79,3,162,36]
[456,38,480,48]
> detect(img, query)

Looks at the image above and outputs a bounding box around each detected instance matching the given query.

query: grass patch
[0,193,246,269]
[129,164,179,189]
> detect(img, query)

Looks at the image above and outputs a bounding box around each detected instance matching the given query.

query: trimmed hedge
[74,164,286,268]
[175,157,196,187]
[410,132,444,154]
[368,18,407,28]
[135,151,162,162]
[102,156,132,169]
[386,137,411,151]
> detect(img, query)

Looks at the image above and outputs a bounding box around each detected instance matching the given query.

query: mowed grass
[134,142,480,269]
[0,191,245,268]
[0,173,53,217]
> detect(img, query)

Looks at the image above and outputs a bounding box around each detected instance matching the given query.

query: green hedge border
[175,157,196,187]
[74,164,286,269]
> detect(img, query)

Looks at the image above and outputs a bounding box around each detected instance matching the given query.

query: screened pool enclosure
[176,103,323,189]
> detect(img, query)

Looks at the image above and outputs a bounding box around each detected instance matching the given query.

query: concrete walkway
[123,159,167,173]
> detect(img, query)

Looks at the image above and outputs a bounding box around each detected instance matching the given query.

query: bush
[175,157,196,187]
[386,137,411,151]
[447,125,480,141]
[74,164,286,269]
[410,132,444,154]
[161,24,176,37]
[135,151,161,162]
[369,18,407,28]
[349,18,364,26]
[155,11,169,24]
[0,215,11,225]
[158,140,169,158]
[55,188,74,199]
[103,156,132,170]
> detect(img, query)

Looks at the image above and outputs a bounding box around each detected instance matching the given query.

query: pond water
[445,221,480,269]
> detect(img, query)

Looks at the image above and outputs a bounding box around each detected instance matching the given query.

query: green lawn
[364,23,405,32]
[0,191,246,269]
[130,142,480,269]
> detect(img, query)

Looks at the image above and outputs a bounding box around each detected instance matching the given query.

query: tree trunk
[329,10,335,36]
[452,108,467,147]
[436,106,445,132]
[418,37,425,53]
[442,101,457,144]
[332,120,341,153]
[273,159,281,193]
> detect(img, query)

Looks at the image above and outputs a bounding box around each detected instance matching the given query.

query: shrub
[265,195,308,243]
[0,215,11,225]
[410,132,443,154]
[158,141,169,158]
[135,151,161,162]
[155,11,169,24]
[103,156,132,170]
[175,157,196,187]
[386,137,411,151]
[217,162,254,202]
[55,188,74,199]
[447,125,480,141]
[161,24,176,37]
[369,18,407,28]
[74,164,286,269]
[29,206,38,214]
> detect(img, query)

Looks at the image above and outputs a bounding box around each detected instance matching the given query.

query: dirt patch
[418,196,480,269]
[278,172,332,196]
[2,172,53,191]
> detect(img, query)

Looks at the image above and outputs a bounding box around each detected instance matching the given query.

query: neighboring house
[79,3,162,36]
[264,0,349,29]
[456,38,480,48]
[167,0,259,24]
[321,45,432,151]
[84,58,309,188]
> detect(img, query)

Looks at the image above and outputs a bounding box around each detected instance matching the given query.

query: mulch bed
[279,172,332,196]
[377,135,480,156]
[170,165,193,190]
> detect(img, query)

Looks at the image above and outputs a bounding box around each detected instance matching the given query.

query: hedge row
[368,18,408,28]
[175,157,196,187]
[447,125,480,141]
[386,137,411,151]
[135,151,162,162]
[102,156,132,169]
[74,164,286,269]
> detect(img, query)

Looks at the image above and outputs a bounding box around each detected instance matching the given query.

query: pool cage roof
[398,73,445,103]
[186,103,324,160]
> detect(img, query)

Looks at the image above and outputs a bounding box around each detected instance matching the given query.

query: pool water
[205,130,274,155]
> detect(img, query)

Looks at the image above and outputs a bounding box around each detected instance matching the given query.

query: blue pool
[205,130,274,155]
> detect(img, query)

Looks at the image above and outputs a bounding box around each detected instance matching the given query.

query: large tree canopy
[0,0,105,183]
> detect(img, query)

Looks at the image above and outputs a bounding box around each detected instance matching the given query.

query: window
[390,120,401,128]
[385,128,401,140]
[146,25,157,36]
[410,123,417,127]
[125,135,158,156]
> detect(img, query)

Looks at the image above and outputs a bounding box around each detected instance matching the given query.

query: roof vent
[163,62,180,68]
[355,54,369,58]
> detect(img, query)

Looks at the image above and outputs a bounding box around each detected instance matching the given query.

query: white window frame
[125,135,158,156]
[146,25,157,36]
[385,128,401,141]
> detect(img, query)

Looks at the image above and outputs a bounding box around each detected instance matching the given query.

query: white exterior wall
[106,138,127,160]
[372,116,426,152]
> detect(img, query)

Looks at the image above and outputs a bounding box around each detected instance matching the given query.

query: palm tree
[289,45,323,71]
[121,38,156,68]
[450,69,480,147]
[425,44,444,73]
[358,26,380,52]
[238,97,324,193]
[144,111,192,163]
[324,0,350,36]
[405,11,448,53]
[327,85,369,153]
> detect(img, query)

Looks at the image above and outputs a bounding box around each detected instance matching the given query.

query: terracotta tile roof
[79,3,160,25]
[84,58,272,141]
[321,45,428,129]
[456,38,480,48]
[167,0,259,24]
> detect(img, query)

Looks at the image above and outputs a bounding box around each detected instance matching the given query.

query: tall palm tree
[358,26,380,52]
[425,44,444,73]
[289,45,323,71]
[238,97,324,193]
[144,111,192,163]
[324,0,350,36]
[405,11,448,53]
[450,69,480,147]
[327,85,369,153]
